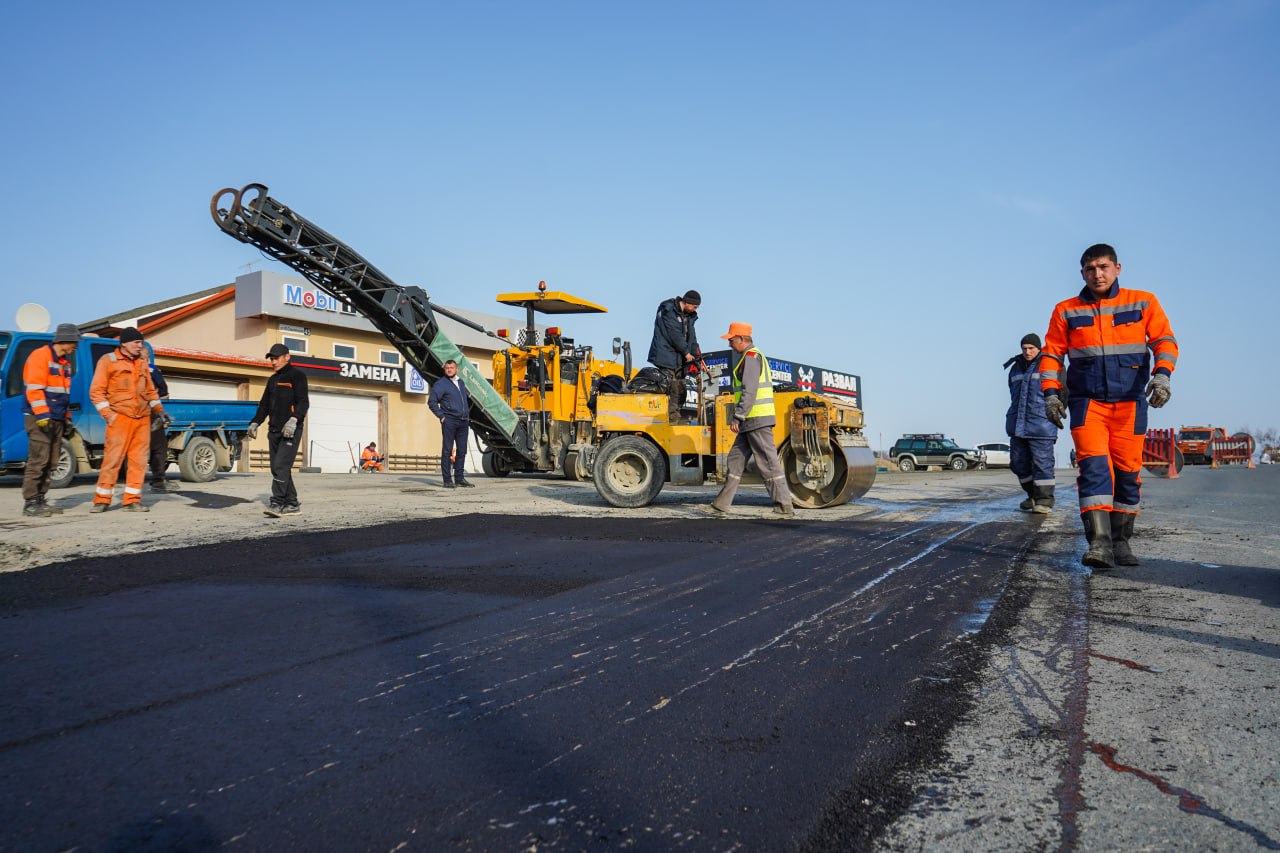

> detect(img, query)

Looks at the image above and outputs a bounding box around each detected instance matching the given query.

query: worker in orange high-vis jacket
[1040,244,1178,570]
[21,323,82,517]
[89,327,171,513]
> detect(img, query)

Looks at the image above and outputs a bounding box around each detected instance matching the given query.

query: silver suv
[890,434,984,472]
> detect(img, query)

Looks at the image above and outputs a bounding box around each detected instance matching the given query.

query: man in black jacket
[428,359,473,488]
[646,290,701,422]
[248,343,310,516]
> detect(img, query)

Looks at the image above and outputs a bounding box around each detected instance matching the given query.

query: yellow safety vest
[732,347,775,419]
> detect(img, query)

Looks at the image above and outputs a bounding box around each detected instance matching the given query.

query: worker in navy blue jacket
[428,359,473,488]
[1005,333,1059,513]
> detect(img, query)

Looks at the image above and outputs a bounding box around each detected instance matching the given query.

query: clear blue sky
[3,1,1277,462]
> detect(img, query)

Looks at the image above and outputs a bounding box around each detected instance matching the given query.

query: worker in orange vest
[1040,244,1179,569]
[89,327,171,513]
[360,442,384,472]
[21,323,81,517]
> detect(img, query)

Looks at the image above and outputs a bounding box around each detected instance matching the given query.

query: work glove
[158,410,173,427]
[1145,374,1171,408]
[282,417,298,439]
[1044,393,1066,429]
[35,417,51,430]
[246,422,259,440]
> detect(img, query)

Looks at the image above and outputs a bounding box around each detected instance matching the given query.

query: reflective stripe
[26,383,47,391]
[123,486,142,495]
[1068,343,1149,358]
[1033,478,1056,486]
[30,394,48,407]
[1151,335,1177,346]
[1154,353,1177,365]
[1010,374,1024,383]
[96,487,114,497]
[1113,500,1140,512]
[1063,301,1148,318]
[732,347,774,419]
[1080,494,1112,508]
[95,400,111,410]
[1041,370,1059,380]
[149,399,161,407]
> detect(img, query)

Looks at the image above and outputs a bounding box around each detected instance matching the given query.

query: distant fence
[249,449,306,471]
[1210,435,1256,469]
[1142,429,1181,478]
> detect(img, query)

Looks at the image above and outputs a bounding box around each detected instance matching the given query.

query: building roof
[79,284,232,333]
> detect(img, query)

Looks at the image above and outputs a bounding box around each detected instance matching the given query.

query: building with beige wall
[81,271,522,474]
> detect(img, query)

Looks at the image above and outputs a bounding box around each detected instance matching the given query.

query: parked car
[889,434,984,472]
[975,442,1011,468]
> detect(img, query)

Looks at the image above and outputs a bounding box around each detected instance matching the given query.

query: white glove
[1145,374,1171,408]
[282,417,298,439]
[246,422,259,440]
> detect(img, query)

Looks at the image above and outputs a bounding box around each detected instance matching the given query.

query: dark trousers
[150,422,168,484]
[440,418,469,482]
[1010,437,1056,487]
[22,415,65,501]
[658,367,687,421]
[268,430,300,507]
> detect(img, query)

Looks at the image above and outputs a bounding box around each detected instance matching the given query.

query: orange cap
[721,321,752,340]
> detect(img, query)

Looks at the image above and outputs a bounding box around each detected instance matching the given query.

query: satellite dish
[16,303,52,333]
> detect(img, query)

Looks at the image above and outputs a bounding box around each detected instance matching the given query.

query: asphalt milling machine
[210,183,876,508]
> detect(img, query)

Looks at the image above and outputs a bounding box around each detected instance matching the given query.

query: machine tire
[49,443,77,489]
[898,456,916,473]
[562,449,583,481]
[482,449,512,478]
[593,435,666,508]
[950,456,968,471]
[178,436,219,482]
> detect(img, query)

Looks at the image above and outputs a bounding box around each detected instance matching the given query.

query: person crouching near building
[1003,333,1059,513]
[247,343,310,516]
[21,323,81,517]
[89,327,171,513]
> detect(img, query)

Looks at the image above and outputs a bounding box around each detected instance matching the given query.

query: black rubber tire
[49,443,77,489]
[949,457,968,471]
[178,436,219,482]
[593,435,666,508]
[897,457,916,473]
[482,449,512,478]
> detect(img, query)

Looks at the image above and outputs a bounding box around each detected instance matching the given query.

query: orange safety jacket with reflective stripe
[1041,283,1178,403]
[89,349,164,419]
[23,344,74,420]
[361,447,382,466]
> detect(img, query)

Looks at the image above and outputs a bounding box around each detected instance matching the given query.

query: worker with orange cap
[701,322,794,518]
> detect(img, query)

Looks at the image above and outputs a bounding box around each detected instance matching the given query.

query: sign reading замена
[702,349,863,409]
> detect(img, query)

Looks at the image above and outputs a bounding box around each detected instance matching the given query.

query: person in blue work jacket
[428,359,473,488]
[1004,333,1059,513]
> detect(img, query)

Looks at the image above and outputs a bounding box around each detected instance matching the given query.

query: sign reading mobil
[702,349,863,409]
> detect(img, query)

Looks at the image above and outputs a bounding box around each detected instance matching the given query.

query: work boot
[89,503,108,514]
[1032,484,1055,515]
[1111,511,1139,566]
[122,503,150,513]
[771,503,796,518]
[151,481,180,492]
[22,500,52,518]
[1081,510,1115,569]
[697,503,729,517]
[456,478,475,488]
[1018,481,1035,511]
[37,497,64,515]
[442,480,456,489]
[280,504,301,515]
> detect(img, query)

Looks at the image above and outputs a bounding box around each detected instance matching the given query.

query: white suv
[975,442,1011,468]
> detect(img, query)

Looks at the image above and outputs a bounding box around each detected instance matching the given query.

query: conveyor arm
[210,183,532,462]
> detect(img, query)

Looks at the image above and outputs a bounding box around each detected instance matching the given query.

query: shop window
[283,336,308,354]
[379,350,401,366]
[333,343,357,361]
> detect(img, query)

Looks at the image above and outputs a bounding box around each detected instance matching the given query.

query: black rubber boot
[1018,481,1035,511]
[1032,484,1055,514]
[1081,510,1115,569]
[1111,512,1139,566]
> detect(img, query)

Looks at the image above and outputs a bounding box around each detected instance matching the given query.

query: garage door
[165,376,241,400]
[306,392,379,473]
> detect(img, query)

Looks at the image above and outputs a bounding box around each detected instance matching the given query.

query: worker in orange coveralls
[360,441,384,472]
[1040,244,1178,569]
[89,327,171,513]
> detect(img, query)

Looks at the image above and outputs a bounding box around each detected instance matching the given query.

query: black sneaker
[264,504,283,518]
[280,504,301,515]
[456,479,475,488]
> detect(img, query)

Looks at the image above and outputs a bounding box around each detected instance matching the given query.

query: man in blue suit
[1004,333,1059,512]
[428,359,473,488]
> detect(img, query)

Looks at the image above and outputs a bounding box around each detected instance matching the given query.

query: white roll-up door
[165,376,241,400]
[306,392,379,473]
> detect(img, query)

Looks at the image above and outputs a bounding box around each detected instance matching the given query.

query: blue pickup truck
[1,330,257,488]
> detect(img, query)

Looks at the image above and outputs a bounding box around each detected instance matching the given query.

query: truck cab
[1176,426,1228,465]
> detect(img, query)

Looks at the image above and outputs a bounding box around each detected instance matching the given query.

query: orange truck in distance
[1176,426,1229,465]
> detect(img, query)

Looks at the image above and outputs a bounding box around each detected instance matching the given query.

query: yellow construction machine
[483,284,877,509]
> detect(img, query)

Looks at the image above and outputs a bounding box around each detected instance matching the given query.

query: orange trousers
[1070,398,1145,515]
[94,414,150,506]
